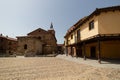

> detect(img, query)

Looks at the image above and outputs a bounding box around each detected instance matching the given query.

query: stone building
[0,34,17,56]
[17,24,57,56]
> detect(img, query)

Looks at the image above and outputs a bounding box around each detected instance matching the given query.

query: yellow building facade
[64,6,120,62]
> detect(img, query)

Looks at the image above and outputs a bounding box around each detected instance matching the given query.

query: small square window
[89,20,94,30]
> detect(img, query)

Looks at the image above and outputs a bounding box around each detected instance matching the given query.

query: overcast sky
[0,0,120,44]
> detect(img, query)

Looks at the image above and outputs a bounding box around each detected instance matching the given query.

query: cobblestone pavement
[0,57,120,80]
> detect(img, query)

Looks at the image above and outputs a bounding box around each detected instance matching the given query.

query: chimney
[6,35,8,38]
[0,34,2,36]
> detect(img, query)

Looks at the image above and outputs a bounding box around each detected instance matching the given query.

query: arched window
[38,36,41,40]
[24,44,27,49]
[9,51,11,53]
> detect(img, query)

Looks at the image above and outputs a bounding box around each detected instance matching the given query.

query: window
[71,34,73,39]
[24,44,27,50]
[38,36,41,40]
[89,20,94,30]
[77,29,80,41]
[9,51,11,53]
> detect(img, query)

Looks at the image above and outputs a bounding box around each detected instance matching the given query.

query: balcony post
[83,42,86,60]
[97,35,101,64]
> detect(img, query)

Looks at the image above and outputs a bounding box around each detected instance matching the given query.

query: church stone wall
[17,27,57,56]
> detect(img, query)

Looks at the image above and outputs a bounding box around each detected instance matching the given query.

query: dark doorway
[76,48,82,57]
[71,47,74,57]
[24,44,27,50]
[90,46,96,58]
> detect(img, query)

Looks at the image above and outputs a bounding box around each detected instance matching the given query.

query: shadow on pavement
[101,59,120,64]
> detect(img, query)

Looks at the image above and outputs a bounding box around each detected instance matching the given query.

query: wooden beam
[66,47,68,56]
[74,46,77,57]
[83,42,86,60]
[98,39,101,64]
[71,47,73,57]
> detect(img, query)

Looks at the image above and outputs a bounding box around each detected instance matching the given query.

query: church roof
[27,28,47,36]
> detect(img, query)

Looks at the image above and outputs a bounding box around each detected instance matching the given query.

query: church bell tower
[48,22,55,35]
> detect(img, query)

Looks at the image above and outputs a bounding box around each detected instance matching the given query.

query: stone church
[17,23,57,56]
